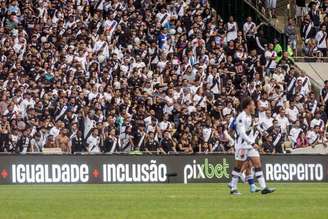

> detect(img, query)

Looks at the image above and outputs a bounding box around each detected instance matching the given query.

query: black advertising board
[0,154,327,184]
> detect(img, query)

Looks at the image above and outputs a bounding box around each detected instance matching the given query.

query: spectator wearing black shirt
[262,135,275,153]
[71,131,85,153]
[102,129,118,153]
[160,131,176,154]
[141,132,160,154]
[309,2,321,30]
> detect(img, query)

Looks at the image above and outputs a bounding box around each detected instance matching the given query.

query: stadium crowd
[297,0,328,58]
[252,0,328,59]
[278,0,328,59]
[0,0,327,155]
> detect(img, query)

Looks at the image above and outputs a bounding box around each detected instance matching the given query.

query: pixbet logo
[183,158,230,184]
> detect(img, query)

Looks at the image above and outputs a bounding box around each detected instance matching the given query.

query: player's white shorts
[235,148,260,161]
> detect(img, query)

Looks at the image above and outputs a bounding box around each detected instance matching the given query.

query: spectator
[307,125,321,146]
[71,130,85,153]
[55,129,71,153]
[265,0,277,18]
[160,131,176,154]
[262,135,275,153]
[296,0,307,24]
[141,131,161,154]
[296,131,309,148]
[315,24,327,56]
[285,18,297,53]
[87,129,101,153]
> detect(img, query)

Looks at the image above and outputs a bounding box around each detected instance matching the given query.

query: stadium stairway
[276,0,294,17]
[274,0,292,32]
[242,0,292,33]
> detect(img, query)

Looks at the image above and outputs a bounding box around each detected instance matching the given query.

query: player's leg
[230,160,243,195]
[248,149,276,194]
[228,160,253,190]
[228,160,244,188]
[245,161,261,193]
[229,149,247,195]
[239,162,247,183]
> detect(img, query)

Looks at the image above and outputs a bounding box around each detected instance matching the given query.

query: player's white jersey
[235,111,256,150]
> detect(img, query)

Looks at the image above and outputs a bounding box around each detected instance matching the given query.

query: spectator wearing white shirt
[286,101,299,123]
[264,43,277,76]
[310,112,325,131]
[49,122,63,139]
[243,16,256,50]
[289,121,303,146]
[226,16,238,42]
[306,126,321,146]
[258,109,274,132]
[87,129,101,153]
[202,121,212,143]
[19,93,35,118]
[275,107,290,134]
[315,24,327,56]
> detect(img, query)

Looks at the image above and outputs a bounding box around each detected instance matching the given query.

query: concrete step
[270,15,287,32]
[276,0,293,16]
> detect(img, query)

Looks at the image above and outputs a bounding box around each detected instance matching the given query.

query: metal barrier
[294,56,328,63]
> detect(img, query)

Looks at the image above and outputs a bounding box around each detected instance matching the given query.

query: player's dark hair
[241,96,253,110]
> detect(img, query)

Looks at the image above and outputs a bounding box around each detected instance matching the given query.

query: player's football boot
[261,187,276,195]
[230,190,241,195]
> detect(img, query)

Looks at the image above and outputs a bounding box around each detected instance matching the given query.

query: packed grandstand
[0,0,327,155]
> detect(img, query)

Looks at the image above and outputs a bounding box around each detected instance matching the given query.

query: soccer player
[230,97,276,195]
[227,109,260,193]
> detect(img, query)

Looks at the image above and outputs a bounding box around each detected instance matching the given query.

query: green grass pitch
[0,183,327,219]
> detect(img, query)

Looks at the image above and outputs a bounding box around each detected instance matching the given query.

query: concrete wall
[295,62,328,95]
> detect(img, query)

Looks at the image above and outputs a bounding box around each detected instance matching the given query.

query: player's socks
[250,184,256,193]
[246,175,260,193]
[254,168,267,189]
[230,168,241,190]
[246,175,255,192]
[246,175,255,186]
[250,184,261,193]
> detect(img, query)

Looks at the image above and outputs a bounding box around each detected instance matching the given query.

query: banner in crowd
[0,154,327,184]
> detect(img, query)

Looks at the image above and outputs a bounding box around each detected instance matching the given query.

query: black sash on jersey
[196,96,205,107]
[95,0,103,10]
[319,32,327,45]
[177,4,183,16]
[210,78,219,90]
[287,77,297,92]
[312,133,319,144]
[266,58,273,69]
[324,91,328,103]
[246,23,255,36]
[160,14,168,25]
